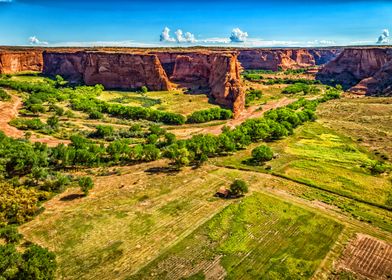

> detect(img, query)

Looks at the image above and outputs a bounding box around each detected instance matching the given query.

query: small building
[215,188,230,198]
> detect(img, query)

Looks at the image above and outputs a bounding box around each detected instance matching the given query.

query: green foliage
[9,118,45,131]
[0,225,22,244]
[0,182,47,225]
[282,83,320,95]
[46,115,59,130]
[251,145,273,163]
[187,108,233,124]
[78,177,94,196]
[17,244,57,280]
[229,179,249,196]
[140,86,148,94]
[263,78,321,85]
[245,89,262,106]
[368,161,388,175]
[0,88,11,101]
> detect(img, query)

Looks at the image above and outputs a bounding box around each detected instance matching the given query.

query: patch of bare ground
[171,97,295,139]
[0,92,69,146]
[334,233,392,280]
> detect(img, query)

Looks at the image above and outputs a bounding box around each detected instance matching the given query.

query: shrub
[78,177,94,196]
[140,86,148,93]
[0,88,11,101]
[229,180,249,197]
[187,108,233,124]
[251,145,273,163]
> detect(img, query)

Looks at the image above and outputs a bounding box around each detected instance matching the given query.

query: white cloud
[229,28,248,43]
[159,27,175,42]
[377,28,389,44]
[0,0,13,2]
[160,27,196,43]
[29,36,48,45]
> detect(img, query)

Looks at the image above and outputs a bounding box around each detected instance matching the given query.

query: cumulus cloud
[160,27,196,43]
[29,36,48,45]
[229,28,248,43]
[377,29,389,44]
[160,27,175,42]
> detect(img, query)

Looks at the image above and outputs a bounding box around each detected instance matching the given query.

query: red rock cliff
[157,51,245,116]
[43,51,172,91]
[0,50,43,74]
[237,49,339,71]
[316,48,392,95]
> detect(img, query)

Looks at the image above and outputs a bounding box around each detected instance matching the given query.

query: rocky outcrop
[158,51,245,116]
[43,51,172,91]
[209,53,244,116]
[316,48,392,95]
[237,49,339,71]
[0,50,43,74]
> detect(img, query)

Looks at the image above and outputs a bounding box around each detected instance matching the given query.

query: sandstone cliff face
[0,51,43,74]
[43,51,172,91]
[237,49,339,71]
[160,51,244,116]
[316,48,392,95]
[209,53,244,116]
[316,48,392,90]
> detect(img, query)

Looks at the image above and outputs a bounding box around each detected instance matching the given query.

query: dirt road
[0,93,70,146]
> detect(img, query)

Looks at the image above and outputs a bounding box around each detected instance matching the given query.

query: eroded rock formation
[43,51,172,91]
[317,48,392,96]
[237,49,339,71]
[0,50,43,74]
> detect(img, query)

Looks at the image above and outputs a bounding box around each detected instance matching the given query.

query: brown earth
[0,93,69,147]
[335,233,392,280]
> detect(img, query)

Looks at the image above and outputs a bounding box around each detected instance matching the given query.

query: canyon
[317,48,392,96]
[8,47,392,115]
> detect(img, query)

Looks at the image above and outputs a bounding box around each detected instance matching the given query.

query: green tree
[251,145,273,163]
[47,115,59,130]
[140,86,148,94]
[78,176,94,196]
[17,244,57,280]
[229,180,249,197]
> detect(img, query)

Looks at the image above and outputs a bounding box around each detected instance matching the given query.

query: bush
[187,108,233,124]
[0,88,11,101]
[251,145,273,163]
[140,86,148,93]
[78,177,94,196]
[229,180,249,197]
[245,89,262,106]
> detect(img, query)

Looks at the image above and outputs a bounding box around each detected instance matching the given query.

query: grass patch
[130,192,343,280]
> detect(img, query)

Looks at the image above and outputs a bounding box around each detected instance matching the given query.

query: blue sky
[0,0,391,47]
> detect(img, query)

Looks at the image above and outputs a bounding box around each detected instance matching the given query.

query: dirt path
[172,97,296,139]
[0,93,70,147]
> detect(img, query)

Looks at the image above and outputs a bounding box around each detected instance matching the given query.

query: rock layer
[237,49,339,71]
[317,48,392,96]
[43,51,172,91]
[0,50,43,74]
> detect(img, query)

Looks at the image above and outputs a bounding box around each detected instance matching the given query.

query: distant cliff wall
[316,48,392,96]
[0,50,43,74]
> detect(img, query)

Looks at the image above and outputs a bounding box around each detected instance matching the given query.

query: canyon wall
[237,49,340,71]
[43,51,172,91]
[0,50,43,74]
[316,48,392,96]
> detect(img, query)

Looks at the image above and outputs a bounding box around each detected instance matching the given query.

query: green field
[130,192,343,280]
[99,90,219,115]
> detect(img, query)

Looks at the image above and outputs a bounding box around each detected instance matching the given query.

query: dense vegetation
[245,89,262,107]
[186,108,233,123]
[282,83,321,95]
[0,88,11,101]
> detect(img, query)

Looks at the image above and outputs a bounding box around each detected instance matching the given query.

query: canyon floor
[1,70,391,280]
